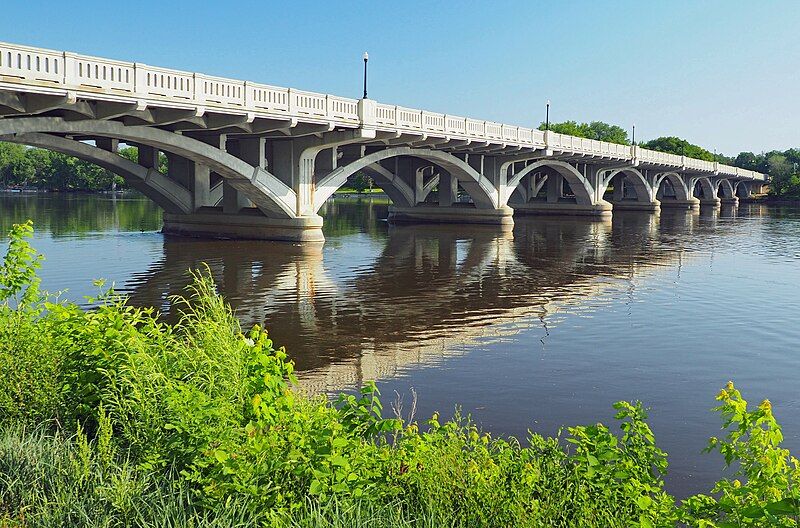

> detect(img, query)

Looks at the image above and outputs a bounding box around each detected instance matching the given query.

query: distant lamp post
[545,99,551,131]
[362,52,369,99]
[632,123,636,146]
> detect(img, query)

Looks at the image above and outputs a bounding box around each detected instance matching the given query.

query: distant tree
[784,148,800,167]
[538,120,630,145]
[734,152,760,171]
[119,146,138,164]
[538,120,584,137]
[583,121,630,144]
[640,137,715,161]
[350,172,372,193]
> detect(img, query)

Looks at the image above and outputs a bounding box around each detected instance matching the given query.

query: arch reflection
[123,210,739,394]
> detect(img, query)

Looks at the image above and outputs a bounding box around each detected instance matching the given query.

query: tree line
[539,121,800,197]
[0,143,167,192]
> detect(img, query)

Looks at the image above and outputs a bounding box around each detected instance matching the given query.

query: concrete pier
[512,201,613,217]
[163,211,325,243]
[609,200,661,212]
[659,198,702,210]
[388,205,514,226]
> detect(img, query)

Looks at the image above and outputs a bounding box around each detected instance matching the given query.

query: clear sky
[1,0,797,154]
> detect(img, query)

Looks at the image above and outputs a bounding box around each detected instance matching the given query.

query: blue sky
[2,0,797,154]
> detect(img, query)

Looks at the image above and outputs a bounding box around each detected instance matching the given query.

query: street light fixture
[632,123,636,146]
[545,99,550,131]
[362,52,369,99]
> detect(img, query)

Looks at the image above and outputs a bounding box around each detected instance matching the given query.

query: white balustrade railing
[375,103,397,125]
[67,53,135,93]
[397,107,422,129]
[485,122,503,139]
[290,89,327,117]
[199,74,245,106]
[445,115,466,135]
[466,118,485,136]
[248,83,289,113]
[327,95,359,120]
[137,65,193,99]
[0,41,764,180]
[423,111,445,133]
[0,43,64,84]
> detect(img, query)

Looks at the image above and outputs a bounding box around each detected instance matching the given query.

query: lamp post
[362,52,369,99]
[632,123,636,146]
[545,99,550,131]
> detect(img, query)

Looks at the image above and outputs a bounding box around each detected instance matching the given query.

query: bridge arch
[693,177,717,200]
[0,117,297,218]
[599,167,654,203]
[3,132,193,214]
[654,172,691,201]
[505,160,595,205]
[716,178,735,199]
[735,180,751,198]
[313,147,500,212]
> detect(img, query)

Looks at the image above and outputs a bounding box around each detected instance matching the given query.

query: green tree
[349,172,372,193]
[734,151,760,171]
[538,120,630,145]
[640,136,715,161]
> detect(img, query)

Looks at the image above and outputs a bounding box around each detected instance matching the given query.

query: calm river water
[2,193,800,496]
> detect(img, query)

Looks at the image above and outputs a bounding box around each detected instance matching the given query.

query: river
[2,192,799,497]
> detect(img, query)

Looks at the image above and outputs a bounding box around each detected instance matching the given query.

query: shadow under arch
[655,172,691,201]
[506,159,595,205]
[313,147,500,211]
[601,167,655,203]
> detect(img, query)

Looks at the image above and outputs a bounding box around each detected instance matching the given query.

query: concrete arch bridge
[0,41,766,242]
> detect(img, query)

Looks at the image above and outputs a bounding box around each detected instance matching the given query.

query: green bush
[1,221,799,527]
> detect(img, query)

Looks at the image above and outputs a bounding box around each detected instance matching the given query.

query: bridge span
[0,41,766,242]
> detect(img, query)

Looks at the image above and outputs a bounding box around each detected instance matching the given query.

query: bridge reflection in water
[120,208,742,394]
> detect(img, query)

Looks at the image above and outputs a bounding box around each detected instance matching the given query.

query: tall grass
[1,221,799,527]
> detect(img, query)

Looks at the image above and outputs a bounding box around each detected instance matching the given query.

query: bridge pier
[162,211,325,243]
[610,200,661,212]
[658,198,701,210]
[700,197,722,207]
[387,204,514,226]
[512,201,613,216]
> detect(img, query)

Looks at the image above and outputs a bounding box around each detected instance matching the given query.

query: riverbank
[0,187,140,197]
[759,196,800,206]
[2,221,799,527]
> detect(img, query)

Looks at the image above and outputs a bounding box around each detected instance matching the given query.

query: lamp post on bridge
[545,99,550,131]
[362,52,369,99]
[632,123,636,146]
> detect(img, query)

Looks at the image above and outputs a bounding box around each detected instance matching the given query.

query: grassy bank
[1,221,799,527]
